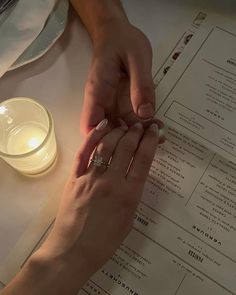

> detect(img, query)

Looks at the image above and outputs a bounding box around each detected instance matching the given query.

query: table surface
[0,0,235,288]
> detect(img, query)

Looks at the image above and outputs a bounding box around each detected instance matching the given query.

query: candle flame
[0,106,7,114]
[27,137,41,149]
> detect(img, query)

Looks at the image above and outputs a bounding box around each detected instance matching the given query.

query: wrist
[24,247,90,295]
[71,0,130,42]
[91,17,130,45]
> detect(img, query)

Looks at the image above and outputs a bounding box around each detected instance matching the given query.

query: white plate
[9,0,69,71]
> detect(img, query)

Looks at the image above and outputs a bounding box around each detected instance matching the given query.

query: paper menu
[153,11,208,87]
[79,14,236,295]
[80,135,236,294]
[156,16,236,163]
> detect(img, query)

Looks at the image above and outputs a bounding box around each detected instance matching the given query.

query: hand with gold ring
[2,119,160,295]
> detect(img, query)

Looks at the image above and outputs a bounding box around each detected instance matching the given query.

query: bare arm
[0,250,89,295]
[70,0,129,41]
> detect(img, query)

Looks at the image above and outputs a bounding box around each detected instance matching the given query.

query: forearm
[70,0,129,41]
[0,248,89,295]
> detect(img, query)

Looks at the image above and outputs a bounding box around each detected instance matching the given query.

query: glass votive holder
[0,97,57,175]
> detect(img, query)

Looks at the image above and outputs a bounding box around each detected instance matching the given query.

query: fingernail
[159,128,165,139]
[95,118,108,131]
[133,122,143,129]
[138,103,155,119]
[149,123,159,136]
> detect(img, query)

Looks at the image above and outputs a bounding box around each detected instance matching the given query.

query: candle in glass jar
[7,123,46,154]
[0,98,57,175]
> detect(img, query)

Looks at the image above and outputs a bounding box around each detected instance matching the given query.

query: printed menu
[79,14,236,295]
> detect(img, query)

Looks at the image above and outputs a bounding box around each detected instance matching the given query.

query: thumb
[127,43,155,119]
[80,56,120,136]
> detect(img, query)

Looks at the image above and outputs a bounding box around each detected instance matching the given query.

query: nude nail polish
[159,128,165,139]
[95,119,108,131]
[149,123,159,136]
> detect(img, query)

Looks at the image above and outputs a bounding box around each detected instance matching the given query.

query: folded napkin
[0,0,17,14]
[0,0,58,78]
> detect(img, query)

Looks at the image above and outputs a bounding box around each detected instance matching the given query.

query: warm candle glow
[0,98,57,175]
[0,106,7,114]
[27,137,41,149]
[7,123,46,155]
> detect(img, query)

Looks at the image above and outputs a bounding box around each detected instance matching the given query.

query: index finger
[71,119,111,179]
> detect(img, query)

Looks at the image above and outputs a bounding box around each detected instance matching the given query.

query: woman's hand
[41,119,159,289]
[1,119,159,295]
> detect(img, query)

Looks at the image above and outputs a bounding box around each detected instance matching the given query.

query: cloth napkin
[0,0,58,78]
[0,0,17,15]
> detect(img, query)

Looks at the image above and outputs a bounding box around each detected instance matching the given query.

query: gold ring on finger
[90,155,110,168]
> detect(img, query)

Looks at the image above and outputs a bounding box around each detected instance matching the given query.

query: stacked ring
[90,155,110,168]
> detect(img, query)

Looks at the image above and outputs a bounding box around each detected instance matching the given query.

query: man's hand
[81,22,156,134]
[70,0,161,136]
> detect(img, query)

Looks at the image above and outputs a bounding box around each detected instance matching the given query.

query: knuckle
[97,141,113,155]
[69,176,94,205]
[73,176,94,200]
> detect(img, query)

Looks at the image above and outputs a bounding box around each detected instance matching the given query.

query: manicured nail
[149,123,159,136]
[95,118,108,131]
[159,128,165,139]
[133,122,143,129]
[138,103,155,119]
